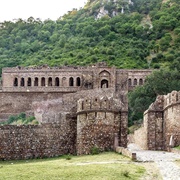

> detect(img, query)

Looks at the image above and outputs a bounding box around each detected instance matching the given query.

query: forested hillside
[0,0,180,75]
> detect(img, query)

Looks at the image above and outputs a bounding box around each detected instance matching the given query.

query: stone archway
[101,79,108,88]
[99,70,111,88]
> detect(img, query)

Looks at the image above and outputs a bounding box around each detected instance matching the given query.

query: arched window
[101,79,108,88]
[139,79,143,85]
[34,77,38,86]
[20,78,25,87]
[48,77,52,86]
[14,78,18,87]
[69,77,74,86]
[55,77,60,86]
[134,79,137,86]
[27,78,32,86]
[76,77,81,86]
[41,77,45,86]
[128,79,132,87]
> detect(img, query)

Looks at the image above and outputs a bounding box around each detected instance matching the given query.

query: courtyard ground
[128,143,180,180]
[0,152,145,180]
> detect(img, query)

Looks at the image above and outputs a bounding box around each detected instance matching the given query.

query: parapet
[77,96,123,114]
[145,90,180,113]
[164,91,180,109]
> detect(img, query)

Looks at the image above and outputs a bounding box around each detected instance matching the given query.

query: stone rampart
[76,96,128,155]
[133,91,180,151]
[0,119,76,160]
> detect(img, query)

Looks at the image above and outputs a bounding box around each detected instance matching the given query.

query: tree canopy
[0,0,179,75]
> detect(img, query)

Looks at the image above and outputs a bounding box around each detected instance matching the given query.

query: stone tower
[76,94,128,155]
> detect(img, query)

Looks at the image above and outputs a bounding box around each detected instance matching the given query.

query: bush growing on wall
[0,112,38,125]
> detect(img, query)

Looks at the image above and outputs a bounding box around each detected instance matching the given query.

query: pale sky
[0,0,88,22]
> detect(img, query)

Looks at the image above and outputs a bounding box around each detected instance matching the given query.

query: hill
[0,0,179,75]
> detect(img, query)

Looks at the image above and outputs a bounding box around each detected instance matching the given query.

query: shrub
[90,146,100,155]
[121,170,130,177]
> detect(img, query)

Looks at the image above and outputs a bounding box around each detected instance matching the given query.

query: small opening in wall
[14,78,18,87]
[134,79,137,86]
[48,77,52,86]
[27,78,32,86]
[41,77,45,86]
[76,77,81,86]
[69,77,74,86]
[82,101,84,110]
[101,79,108,88]
[20,78,24,86]
[34,77,38,86]
[55,77,60,86]
[128,79,132,86]
[139,79,143,85]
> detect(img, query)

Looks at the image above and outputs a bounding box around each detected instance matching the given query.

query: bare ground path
[128,144,180,180]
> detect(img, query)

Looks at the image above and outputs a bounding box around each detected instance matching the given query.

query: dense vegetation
[0,0,179,75]
[0,0,179,125]
[0,112,38,125]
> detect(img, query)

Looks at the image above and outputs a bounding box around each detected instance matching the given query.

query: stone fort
[0,62,158,160]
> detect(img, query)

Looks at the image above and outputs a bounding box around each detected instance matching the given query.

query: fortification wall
[0,117,76,160]
[76,96,128,155]
[163,91,180,150]
[133,91,180,151]
[0,92,63,121]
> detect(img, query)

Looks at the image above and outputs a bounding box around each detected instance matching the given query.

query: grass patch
[0,152,145,180]
[174,146,180,150]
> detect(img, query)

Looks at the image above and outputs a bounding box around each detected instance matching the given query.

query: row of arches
[13,77,81,87]
[128,78,144,87]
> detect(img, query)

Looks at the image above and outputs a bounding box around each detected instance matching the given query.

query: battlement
[145,91,180,114]
[77,96,122,114]
[164,91,180,109]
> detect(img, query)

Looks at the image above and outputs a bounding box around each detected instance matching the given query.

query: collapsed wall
[133,91,180,151]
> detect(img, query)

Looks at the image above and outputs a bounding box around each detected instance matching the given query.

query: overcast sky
[0,0,88,22]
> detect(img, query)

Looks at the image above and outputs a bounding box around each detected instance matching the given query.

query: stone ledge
[115,146,136,161]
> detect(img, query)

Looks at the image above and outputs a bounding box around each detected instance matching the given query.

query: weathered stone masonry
[0,117,77,160]
[133,91,180,151]
[0,63,152,159]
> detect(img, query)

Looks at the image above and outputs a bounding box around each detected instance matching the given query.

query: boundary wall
[133,91,180,151]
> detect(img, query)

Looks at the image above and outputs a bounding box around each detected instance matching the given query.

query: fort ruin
[1,62,172,160]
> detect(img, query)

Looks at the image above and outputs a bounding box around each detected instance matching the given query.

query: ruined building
[0,62,152,159]
[133,91,180,151]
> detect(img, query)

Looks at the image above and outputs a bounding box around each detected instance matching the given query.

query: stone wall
[0,92,63,121]
[133,91,180,151]
[76,96,128,155]
[0,117,76,160]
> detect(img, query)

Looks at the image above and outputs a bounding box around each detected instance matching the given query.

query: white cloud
[0,0,87,22]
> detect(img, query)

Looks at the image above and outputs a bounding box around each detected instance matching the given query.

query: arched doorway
[101,79,108,88]
[99,70,111,88]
